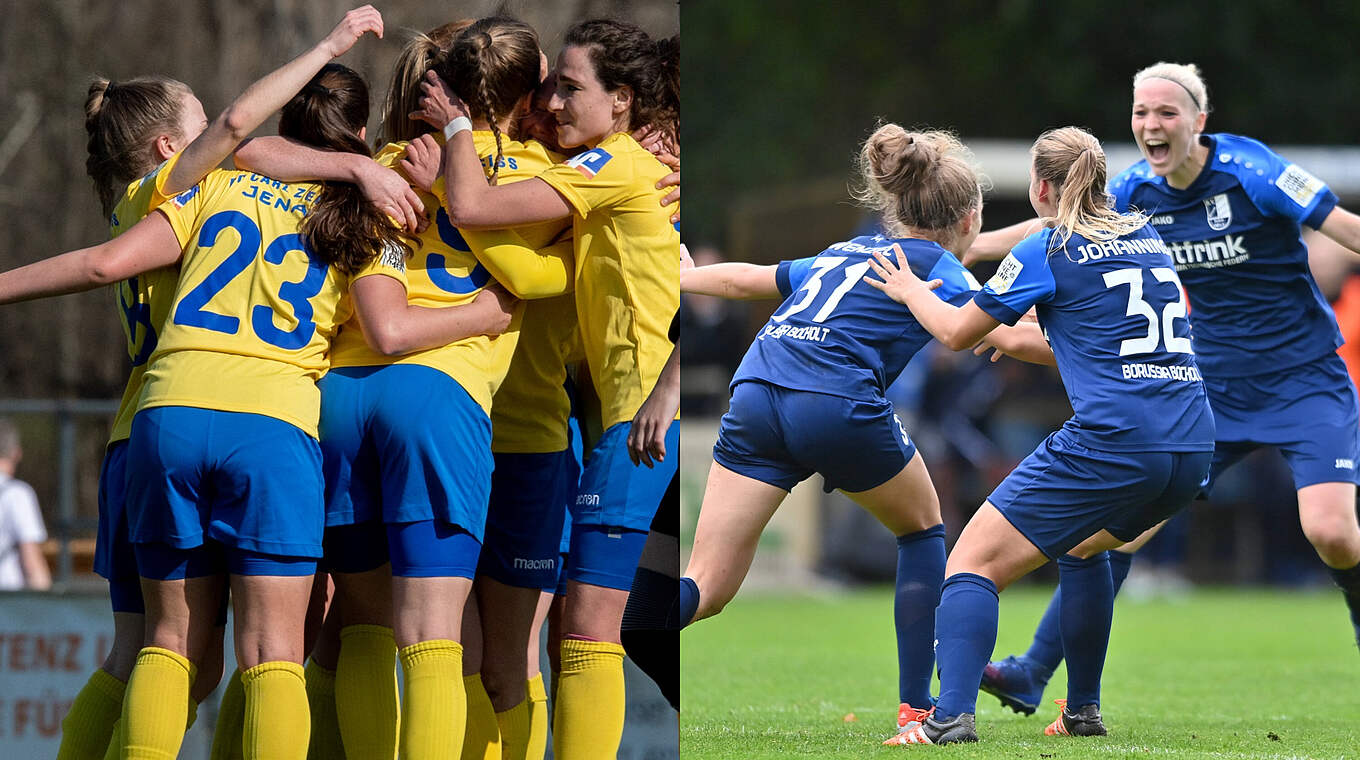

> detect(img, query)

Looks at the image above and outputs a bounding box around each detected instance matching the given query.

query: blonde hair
[84,75,193,216]
[853,124,982,245]
[1132,61,1209,115]
[376,21,472,147]
[1032,127,1148,253]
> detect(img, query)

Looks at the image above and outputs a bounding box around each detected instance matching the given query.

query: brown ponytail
[437,16,541,184]
[84,75,192,217]
[376,21,472,147]
[1031,127,1147,253]
[279,64,416,275]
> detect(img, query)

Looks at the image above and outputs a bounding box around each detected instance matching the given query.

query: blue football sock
[1023,548,1135,678]
[934,573,999,719]
[671,577,700,629]
[1058,552,1113,709]
[1328,561,1360,633]
[894,524,945,707]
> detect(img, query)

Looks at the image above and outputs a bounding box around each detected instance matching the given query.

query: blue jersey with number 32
[731,235,979,400]
[1109,133,1341,378]
[973,225,1214,453]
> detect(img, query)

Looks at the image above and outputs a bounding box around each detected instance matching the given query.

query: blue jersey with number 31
[973,224,1214,453]
[731,235,979,400]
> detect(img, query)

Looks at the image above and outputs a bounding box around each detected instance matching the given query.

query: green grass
[682,586,1360,758]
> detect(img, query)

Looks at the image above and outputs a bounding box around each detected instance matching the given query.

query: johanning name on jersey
[731,235,980,399]
[974,224,1214,453]
[1111,133,1341,378]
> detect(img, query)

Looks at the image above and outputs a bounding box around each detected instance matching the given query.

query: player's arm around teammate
[869,127,1214,745]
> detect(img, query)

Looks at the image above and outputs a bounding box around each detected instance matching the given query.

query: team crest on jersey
[1203,194,1232,231]
[566,148,613,178]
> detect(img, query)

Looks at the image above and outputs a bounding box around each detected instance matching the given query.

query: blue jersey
[1109,133,1341,378]
[731,235,980,399]
[973,225,1214,453]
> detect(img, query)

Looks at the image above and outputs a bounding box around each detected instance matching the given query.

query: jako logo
[1336,458,1355,470]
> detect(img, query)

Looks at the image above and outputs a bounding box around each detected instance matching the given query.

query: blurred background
[0,1,676,757]
[679,0,1360,598]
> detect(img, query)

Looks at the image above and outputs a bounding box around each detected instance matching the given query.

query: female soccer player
[972,62,1360,717]
[871,126,1215,745]
[676,125,1008,743]
[59,8,391,758]
[238,16,578,759]
[415,18,679,758]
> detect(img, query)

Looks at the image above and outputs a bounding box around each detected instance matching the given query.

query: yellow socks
[494,692,532,760]
[208,669,245,760]
[398,639,466,760]
[241,661,310,760]
[552,639,626,760]
[304,660,344,760]
[336,624,400,759]
[461,673,501,760]
[121,647,191,760]
[524,675,549,760]
[57,668,124,760]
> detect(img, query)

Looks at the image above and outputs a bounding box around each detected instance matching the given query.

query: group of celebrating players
[679,61,1360,747]
[0,5,679,759]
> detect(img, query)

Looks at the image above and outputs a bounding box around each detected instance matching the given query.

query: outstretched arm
[680,262,780,300]
[164,5,385,196]
[865,244,1000,350]
[1317,206,1360,255]
[962,218,1043,266]
[352,275,517,356]
[0,212,182,304]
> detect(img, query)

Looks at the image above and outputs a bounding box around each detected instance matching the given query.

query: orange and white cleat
[882,703,933,745]
[883,711,978,746]
[1043,698,1107,737]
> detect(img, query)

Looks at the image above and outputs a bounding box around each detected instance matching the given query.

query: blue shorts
[323,519,481,579]
[1204,353,1360,491]
[713,381,917,493]
[95,441,144,613]
[319,365,493,536]
[988,430,1212,559]
[135,540,317,579]
[125,407,324,559]
[478,450,572,590]
[566,419,677,591]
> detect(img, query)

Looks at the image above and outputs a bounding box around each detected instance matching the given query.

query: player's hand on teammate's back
[475,283,519,336]
[354,161,425,233]
[320,5,385,59]
[400,134,443,196]
[864,244,941,305]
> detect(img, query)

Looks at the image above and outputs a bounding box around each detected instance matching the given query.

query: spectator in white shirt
[0,418,51,590]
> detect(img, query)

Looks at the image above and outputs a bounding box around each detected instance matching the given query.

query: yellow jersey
[538,132,680,429]
[490,293,582,453]
[107,151,188,444]
[328,131,571,415]
[140,169,404,437]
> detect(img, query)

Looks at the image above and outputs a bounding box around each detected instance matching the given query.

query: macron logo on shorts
[1336,458,1355,470]
[513,557,555,570]
[576,493,601,506]
[567,148,613,178]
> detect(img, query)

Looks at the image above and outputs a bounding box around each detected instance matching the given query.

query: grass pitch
[681,586,1360,758]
